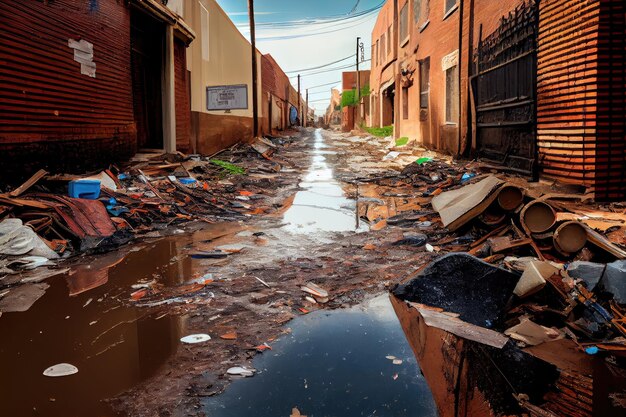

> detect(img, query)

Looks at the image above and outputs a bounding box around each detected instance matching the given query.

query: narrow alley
[1,1,626,417]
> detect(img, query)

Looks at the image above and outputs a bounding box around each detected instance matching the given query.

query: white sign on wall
[206,85,248,110]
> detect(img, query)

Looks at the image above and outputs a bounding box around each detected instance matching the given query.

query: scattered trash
[383,151,400,161]
[68,179,101,199]
[220,332,237,340]
[301,282,329,303]
[226,366,255,377]
[190,250,229,259]
[180,334,211,344]
[43,363,78,377]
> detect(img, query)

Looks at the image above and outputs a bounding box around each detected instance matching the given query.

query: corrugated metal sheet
[537,0,625,199]
[0,0,135,143]
[174,38,191,152]
[594,0,625,200]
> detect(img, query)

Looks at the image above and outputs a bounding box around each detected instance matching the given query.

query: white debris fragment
[43,363,78,377]
[180,334,211,344]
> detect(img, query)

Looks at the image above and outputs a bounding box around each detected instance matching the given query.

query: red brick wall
[174,39,191,153]
[0,0,136,181]
[261,54,291,134]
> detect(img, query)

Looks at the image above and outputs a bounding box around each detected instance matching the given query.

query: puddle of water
[0,222,241,417]
[203,295,437,417]
[283,129,368,234]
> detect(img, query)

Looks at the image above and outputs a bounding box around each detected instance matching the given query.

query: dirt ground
[7,127,622,417]
[106,128,448,416]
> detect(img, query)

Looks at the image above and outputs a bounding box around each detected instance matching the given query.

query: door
[472,1,538,177]
[131,9,165,150]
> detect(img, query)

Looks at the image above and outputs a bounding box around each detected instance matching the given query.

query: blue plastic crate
[68,179,101,199]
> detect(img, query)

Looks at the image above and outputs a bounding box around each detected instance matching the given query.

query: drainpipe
[457,0,464,157]
[163,25,176,153]
[393,0,399,138]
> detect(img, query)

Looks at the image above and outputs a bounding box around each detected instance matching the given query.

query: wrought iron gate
[472,1,538,177]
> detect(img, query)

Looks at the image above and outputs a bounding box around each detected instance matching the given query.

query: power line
[307,90,334,97]
[349,0,361,14]
[255,12,379,41]
[285,54,355,74]
[236,2,384,30]
[289,59,371,78]
[306,80,342,90]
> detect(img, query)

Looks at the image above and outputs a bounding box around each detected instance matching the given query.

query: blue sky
[216,0,380,115]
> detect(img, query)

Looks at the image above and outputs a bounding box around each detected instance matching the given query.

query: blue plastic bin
[68,180,101,199]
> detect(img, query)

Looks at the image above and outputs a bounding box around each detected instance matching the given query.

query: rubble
[390,162,626,416]
[0,135,300,304]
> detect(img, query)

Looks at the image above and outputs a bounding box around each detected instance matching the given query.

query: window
[200,4,209,61]
[375,40,379,66]
[445,0,457,15]
[387,25,391,54]
[413,0,421,24]
[380,33,386,63]
[445,65,459,123]
[402,87,409,119]
[419,58,430,109]
[400,3,408,43]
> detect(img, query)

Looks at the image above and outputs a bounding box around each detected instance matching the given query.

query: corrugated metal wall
[537,0,600,187]
[594,0,625,200]
[537,0,626,199]
[174,38,191,153]
[0,0,136,179]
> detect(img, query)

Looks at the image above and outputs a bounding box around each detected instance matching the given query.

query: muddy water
[283,129,368,234]
[203,295,437,417]
[0,223,242,417]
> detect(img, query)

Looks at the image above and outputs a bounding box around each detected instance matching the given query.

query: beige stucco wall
[182,0,262,119]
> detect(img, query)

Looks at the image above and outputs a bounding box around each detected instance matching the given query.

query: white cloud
[237,14,375,116]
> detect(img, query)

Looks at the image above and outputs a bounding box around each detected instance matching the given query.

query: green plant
[210,159,246,175]
[340,85,371,108]
[395,137,409,146]
[363,125,393,137]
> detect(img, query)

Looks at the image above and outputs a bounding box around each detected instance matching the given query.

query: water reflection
[283,129,368,234]
[0,223,241,417]
[203,295,437,417]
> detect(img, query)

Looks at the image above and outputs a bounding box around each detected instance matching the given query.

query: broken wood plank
[9,169,47,197]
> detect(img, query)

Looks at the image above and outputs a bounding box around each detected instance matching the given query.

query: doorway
[381,84,395,127]
[131,9,165,150]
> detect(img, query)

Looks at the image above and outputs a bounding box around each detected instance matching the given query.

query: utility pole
[297,74,301,126]
[305,89,309,127]
[356,37,361,105]
[248,0,258,137]
[356,36,361,126]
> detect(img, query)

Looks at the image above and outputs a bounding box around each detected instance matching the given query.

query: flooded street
[0,223,242,417]
[0,129,436,416]
[283,129,368,234]
[203,295,437,417]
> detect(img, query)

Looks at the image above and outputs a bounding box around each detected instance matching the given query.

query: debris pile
[391,174,626,416]
[0,136,297,283]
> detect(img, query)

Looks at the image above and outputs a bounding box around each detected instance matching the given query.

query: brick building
[341,70,371,132]
[325,89,342,126]
[260,54,290,135]
[369,0,626,200]
[0,0,194,182]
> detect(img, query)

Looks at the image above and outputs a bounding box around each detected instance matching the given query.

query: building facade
[369,0,626,199]
[0,0,193,180]
[341,70,371,132]
[179,0,262,155]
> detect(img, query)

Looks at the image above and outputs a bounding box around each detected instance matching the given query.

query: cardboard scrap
[431,175,504,231]
[505,317,564,346]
